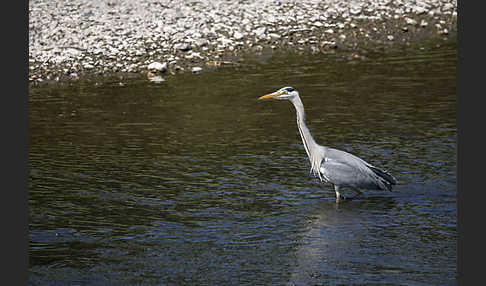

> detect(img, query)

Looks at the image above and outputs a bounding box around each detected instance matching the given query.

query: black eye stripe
[285,87,295,92]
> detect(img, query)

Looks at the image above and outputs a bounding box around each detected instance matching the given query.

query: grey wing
[320,159,381,190]
[319,147,396,191]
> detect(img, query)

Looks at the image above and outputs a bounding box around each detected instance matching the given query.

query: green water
[29,41,456,285]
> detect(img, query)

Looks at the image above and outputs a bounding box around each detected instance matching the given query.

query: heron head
[258,86,299,101]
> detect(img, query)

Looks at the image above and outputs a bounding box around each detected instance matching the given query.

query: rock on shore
[29,0,457,83]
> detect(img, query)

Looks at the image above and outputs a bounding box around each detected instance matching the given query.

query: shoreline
[29,0,457,85]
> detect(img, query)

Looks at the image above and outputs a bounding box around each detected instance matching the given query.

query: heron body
[258,86,396,202]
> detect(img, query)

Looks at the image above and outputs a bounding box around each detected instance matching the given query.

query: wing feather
[319,147,396,191]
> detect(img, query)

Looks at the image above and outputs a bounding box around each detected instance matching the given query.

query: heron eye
[286,87,295,92]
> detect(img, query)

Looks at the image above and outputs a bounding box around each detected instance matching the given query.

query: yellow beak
[258,91,283,100]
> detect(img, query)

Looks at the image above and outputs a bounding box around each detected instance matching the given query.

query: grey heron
[258,86,397,202]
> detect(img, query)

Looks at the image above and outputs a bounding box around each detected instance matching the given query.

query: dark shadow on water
[335,195,397,211]
[307,191,398,214]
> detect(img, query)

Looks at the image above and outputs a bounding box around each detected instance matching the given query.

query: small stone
[406,18,417,25]
[191,52,203,59]
[254,27,266,37]
[147,62,168,73]
[324,28,334,34]
[174,43,191,52]
[420,20,428,27]
[414,6,427,15]
[268,33,281,40]
[443,3,454,11]
[192,66,203,74]
[387,35,394,41]
[233,31,244,40]
[350,7,362,15]
[194,38,208,47]
[218,37,233,47]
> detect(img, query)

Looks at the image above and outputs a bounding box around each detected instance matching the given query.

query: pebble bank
[29,0,457,84]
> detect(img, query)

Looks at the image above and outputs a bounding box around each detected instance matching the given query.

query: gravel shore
[29,0,457,84]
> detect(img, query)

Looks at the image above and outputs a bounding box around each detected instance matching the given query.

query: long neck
[290,96,323,179]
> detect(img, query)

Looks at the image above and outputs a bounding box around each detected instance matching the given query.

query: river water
[29,40,456,285]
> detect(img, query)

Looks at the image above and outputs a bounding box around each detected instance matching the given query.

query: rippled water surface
[29,42,456,285]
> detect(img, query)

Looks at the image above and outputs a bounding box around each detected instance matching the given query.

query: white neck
[290,96,323,180]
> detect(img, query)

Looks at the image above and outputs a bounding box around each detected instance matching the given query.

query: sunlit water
[29,41,456,285]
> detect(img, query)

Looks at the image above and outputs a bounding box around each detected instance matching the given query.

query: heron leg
[334,185,346,203]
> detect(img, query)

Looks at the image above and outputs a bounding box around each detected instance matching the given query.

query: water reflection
[29,41,456,285]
